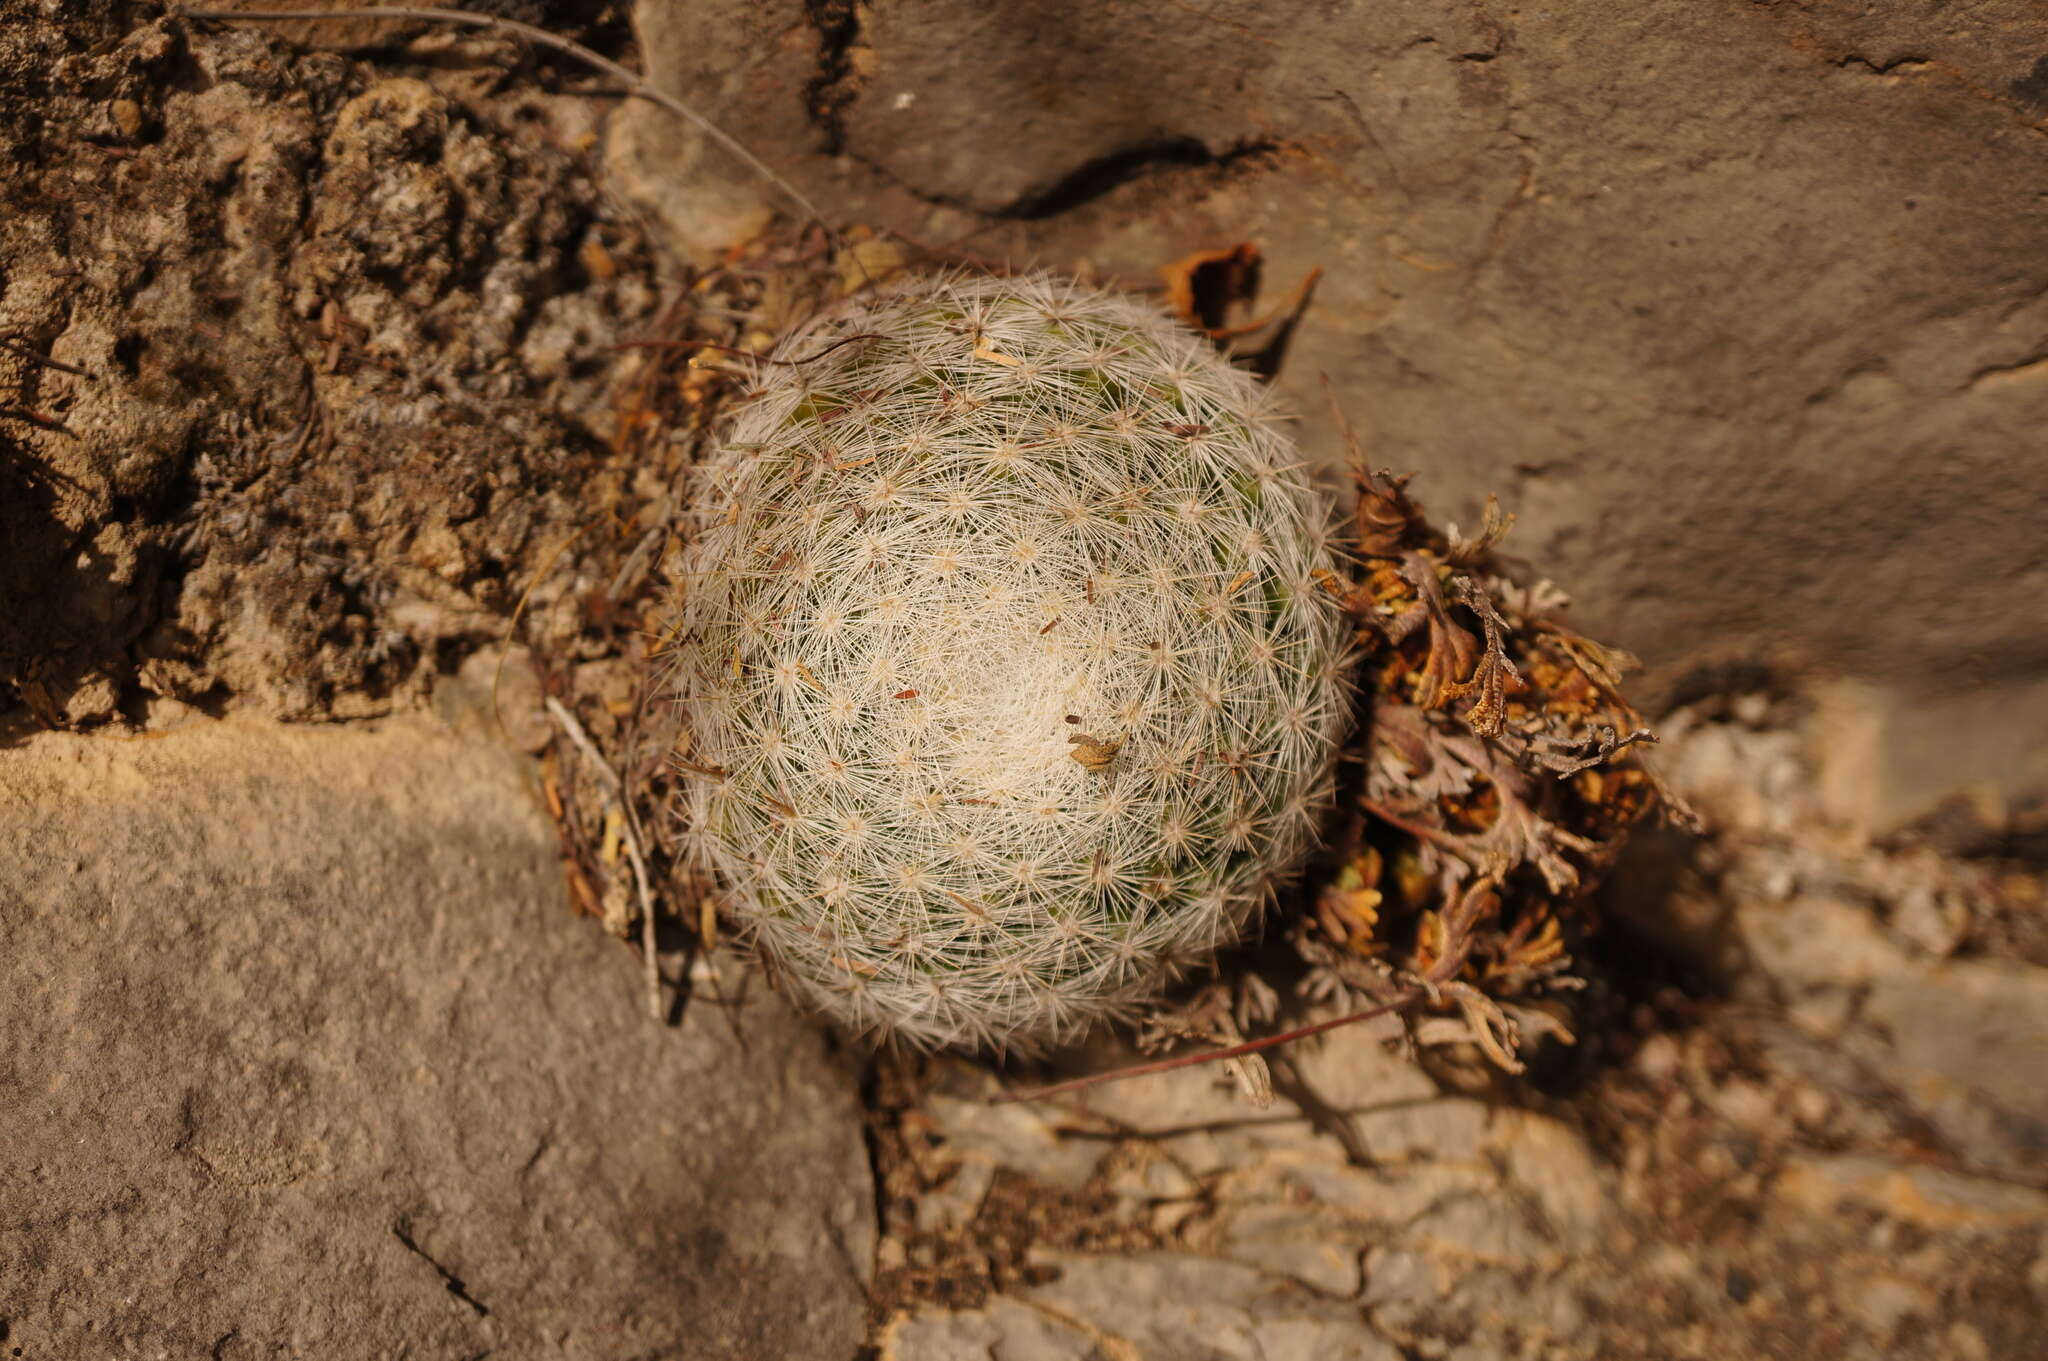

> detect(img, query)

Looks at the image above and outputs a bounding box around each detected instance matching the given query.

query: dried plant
[1289,386,1682,1073]
[666,273,1354,1051]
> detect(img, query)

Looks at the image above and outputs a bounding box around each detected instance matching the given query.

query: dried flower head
[670,272,1353,1050]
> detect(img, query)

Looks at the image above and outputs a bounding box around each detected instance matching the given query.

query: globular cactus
[670,272,1353,1051]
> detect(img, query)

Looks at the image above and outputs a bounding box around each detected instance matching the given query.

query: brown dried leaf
[1067,731,1124,774]
[1316,852,1386,956]
[1439,577,1520,736]
[1445,494,1516,567]
[1320,378,1420,558]
[1160,241,1262,333]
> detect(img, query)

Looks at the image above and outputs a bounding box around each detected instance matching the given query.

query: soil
[0,1,657,728]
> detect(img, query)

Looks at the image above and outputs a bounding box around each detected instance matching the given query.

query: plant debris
[1283,379,1689,1075]
[983,264,1683,1099]
[519,221,854,1018]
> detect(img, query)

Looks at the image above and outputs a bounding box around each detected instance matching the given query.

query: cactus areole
[671,273,1354,1051]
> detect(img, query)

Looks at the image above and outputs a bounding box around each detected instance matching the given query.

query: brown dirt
[1,1,658,728]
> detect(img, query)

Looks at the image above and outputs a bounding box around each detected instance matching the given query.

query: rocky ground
[2,689,873,1360]
[865,689,2048,1360]
[3,3,2045,1359]
[6,651,2042,1359]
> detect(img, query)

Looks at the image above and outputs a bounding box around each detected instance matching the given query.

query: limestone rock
[0,716,872,1359]
[619,0,2048,818]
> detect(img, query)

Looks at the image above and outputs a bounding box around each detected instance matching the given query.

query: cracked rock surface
[867,694,2048,1360]
[616,0,2048,820]
[0,704,874,1360]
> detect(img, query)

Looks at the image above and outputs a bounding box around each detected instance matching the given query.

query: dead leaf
[1067,731,1124,774]
[1160,242,1262,333]
[1316,853,1385,955]
[1445,495,1515,566]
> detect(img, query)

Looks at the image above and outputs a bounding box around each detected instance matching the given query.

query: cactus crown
[671,272,1353,1051]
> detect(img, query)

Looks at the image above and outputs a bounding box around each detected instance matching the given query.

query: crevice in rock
[843,133,1290,223]
[804,0,862,155]
[856,1054,895,1330]
[999,136,1286,220]
[1834,53,1934,77]
[391,1223,491,1318]
[1965,348,2048,392]
[1824,48,2048,142]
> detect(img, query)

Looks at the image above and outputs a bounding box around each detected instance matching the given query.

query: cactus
[670,272,1354,1050]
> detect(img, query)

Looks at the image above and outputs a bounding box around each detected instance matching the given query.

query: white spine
[671,272,1354,1051]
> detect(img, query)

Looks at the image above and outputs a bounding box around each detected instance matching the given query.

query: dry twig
[174,5,832,235]
[547,696,663,1020]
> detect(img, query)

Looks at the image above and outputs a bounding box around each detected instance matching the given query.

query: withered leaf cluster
[1300,387,1681,1071]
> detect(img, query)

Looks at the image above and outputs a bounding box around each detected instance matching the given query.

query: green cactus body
[672,272,1353,1050]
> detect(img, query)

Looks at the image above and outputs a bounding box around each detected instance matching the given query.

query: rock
[1217,1201,1365,1296]
[884,1254,1406,1361]
[604,0,818,262]
[921,1089,1106,1195]
[872,868,2048,1357]
[879,1295,1081,1361]
[1278,1011,1495,1166]
[619,0,2048,816]
[1491,1111,1614,1252]
[1853,963,2048,1179]
[1769,1156,2048,1232]
[1735,892,1913,991]
[1707,744,2048,1181]
[0,716,872,1359]
[873,1015,1599,1356]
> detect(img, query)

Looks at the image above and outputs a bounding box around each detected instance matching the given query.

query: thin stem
[992,989,1425,1104]
[0,335,95,378]
[609,332,886,367]
[547,697,664,1020]
[0,406,74,435]
[1358,795,1474,857]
